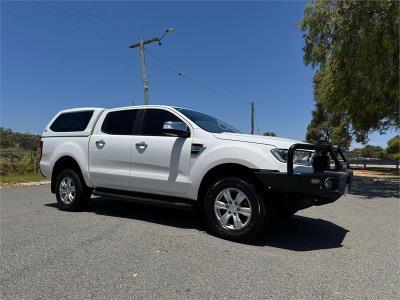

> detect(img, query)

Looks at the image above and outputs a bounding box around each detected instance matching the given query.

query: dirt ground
[352,168,399,181]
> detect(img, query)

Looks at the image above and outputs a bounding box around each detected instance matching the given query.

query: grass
[0,172,48,184]
[352,167,399,180]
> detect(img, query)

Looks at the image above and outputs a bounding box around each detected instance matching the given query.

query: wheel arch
[51,156,87,193]
[197,163,263,205]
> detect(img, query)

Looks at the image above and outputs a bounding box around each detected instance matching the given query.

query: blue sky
[1,1,397,148]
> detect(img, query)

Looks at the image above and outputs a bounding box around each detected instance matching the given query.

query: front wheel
[203,177,269,242]
[55,169,91,211]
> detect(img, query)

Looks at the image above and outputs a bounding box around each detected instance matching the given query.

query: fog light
[324,178,333,190]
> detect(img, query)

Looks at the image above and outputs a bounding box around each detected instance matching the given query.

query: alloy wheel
[214,188,252,230]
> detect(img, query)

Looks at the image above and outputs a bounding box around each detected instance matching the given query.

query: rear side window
[101,109,138,135]
[141,109,182,136]
[50,111,93,132]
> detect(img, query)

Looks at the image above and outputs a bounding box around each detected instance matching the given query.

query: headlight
[271,149,288,163]
[270,148,313,166]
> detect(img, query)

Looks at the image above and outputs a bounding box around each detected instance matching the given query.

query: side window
[101,109,138,135]
[141,109,182,136]
[50,111,93,132]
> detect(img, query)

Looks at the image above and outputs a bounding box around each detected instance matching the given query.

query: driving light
[324,178,333,190]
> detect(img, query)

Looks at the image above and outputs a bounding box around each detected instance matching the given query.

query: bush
[0,159,14,176]
[15,156,35,174]
[0,154,36,176]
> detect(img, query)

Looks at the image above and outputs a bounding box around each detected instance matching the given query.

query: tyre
[55,168,91,211]
[203,177,270,242]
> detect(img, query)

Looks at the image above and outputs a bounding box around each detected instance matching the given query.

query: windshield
[175,108,241,134]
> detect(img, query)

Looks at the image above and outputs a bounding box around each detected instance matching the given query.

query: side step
[92,188,197,211]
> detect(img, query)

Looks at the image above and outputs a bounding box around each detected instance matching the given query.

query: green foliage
[301,0,399,144]
[0,128,40,177]
[0,172,47,184]
[0,155,36,176]
[0,128,40,150]
[349,139,400,160]
[391,152,400,160]
[305,100,352,149]
[354,145,386,159]
[386,135,400,154]
[263,131,277,137]
[0,159,13,176]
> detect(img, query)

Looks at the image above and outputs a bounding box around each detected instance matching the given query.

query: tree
[360,145,385,159]
[386,135,400,155]
[0,128,40,150]
[351,145,386,159]
[305,98,352,149]
[263,131,277,137]
[301,0,399,144]
[386,135,400,159]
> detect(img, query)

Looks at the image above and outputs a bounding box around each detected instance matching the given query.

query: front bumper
[255,142,353,207]
[255,169,353,205]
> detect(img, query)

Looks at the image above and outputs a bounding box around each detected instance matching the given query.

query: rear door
[89,108,138,190]
[130,108,192,195]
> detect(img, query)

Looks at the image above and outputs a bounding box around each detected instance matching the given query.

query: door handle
[136,142,148,150]
[95,140,105,149]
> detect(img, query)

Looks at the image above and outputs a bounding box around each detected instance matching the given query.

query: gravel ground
[0,177,399,299]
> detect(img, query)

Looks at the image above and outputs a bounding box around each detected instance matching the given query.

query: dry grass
[352,168,399,181]
[0,173,49,188]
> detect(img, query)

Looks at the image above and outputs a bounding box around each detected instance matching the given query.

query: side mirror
[162,121,190,138]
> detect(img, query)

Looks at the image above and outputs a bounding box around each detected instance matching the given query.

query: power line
[145,49,250,105]
[5,3,253,109]
[3,4,127,48]
[41,1,139,39]
[53,0,137,36]
[33,1,130,45]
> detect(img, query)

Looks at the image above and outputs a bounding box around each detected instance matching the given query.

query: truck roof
[42,105,188,138]
[104,104,181,110]
[57,105,189,113]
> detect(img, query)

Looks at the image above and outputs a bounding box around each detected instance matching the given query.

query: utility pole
[139,38,149,105]
[129,28,174,105]
[251,101,255,135]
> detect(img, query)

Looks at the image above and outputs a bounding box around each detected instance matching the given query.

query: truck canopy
[42,107,105,137]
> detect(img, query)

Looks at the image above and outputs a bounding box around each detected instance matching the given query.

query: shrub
[15,156,35,174]
[0,154,36,176]
[0,159,14,176]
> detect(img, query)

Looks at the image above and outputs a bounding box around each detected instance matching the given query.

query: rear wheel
[204,177,270,242]
[55,169,91,211]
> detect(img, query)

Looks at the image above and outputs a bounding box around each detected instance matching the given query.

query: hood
[213,132,305,149]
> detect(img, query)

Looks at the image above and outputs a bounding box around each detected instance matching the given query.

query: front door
[130,108,192,195]
[89,109,138,190]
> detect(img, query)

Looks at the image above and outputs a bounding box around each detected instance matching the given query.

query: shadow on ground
[350,176,399,198]
[255,216,348,251]
[89,196,203,230]
[47,196,348,251]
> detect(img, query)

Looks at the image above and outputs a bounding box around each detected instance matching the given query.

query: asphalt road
[1,177,399,299]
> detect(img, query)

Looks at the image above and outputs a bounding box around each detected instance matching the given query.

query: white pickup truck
[39,105,352,241]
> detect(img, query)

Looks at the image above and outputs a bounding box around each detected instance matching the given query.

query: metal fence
[346,159,399,169]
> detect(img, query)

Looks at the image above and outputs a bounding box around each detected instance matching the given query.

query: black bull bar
[255,143,353,204]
